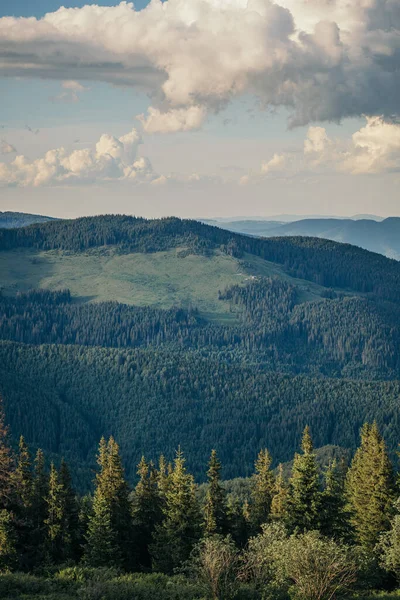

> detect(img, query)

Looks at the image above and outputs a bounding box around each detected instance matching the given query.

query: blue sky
[0,0,399,218]
[0,0,151,18]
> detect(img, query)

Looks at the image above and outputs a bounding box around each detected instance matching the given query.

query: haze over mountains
[203,216,400,260]
[1,214,400,488]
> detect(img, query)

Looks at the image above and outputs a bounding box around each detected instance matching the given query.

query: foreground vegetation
[2,398,400,600]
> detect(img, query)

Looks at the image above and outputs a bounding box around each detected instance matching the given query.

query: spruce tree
[45,463,64,563]
[14,437,32,510]
[320,459,351,540]
[85,437,132,569]
[203,450,227,535]
[346,422,394,549]
[250,449,275,532]
[132,456,163,570]
[270,463,288,521]
[31,449,48,566]
[286,426,321,532]
[0,397,14,510]
[151,447,201,573]
[59,459,80,562]
[0,509,17,572]
[13,436,34,569]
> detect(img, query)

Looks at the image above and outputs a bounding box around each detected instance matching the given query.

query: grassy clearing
[0,247,250,322]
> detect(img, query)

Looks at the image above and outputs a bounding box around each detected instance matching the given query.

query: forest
[1,403,400,600]
[2,216,400,598]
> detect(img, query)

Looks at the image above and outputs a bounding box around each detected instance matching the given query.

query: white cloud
[343,117,400,174]
[261,153,287,174]
[1,140,17,154]
[0,127,156,187]
[137,106,206,133]
[249,116,400,181]
[0,0,398,130]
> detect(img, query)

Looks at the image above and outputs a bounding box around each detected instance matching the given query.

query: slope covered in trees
[1,215,400,490]
[2,340,400,489]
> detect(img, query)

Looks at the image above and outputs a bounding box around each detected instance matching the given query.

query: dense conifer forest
[2,215,400,598]
[1,402,400,600]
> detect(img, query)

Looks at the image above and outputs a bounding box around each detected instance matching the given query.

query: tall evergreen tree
[320,459,351,540]
[59,459,80,562]
[85,437,132,569]
[270,463,288,521]
[286,426,321,532]
[151,447,201,573]
[45,463,64,563]
[13,436,34,569]
[203,450,227,535]
[31,449,48,566]
[0,397,14,510]
[346,422,394,548]
[250,449,275,532]
[132,456,163,570]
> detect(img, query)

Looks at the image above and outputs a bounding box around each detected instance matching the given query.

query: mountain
[0,211,56,229]
[207,217,400,259]
[1,215,400,488]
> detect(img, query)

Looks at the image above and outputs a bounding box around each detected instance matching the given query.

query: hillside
[0,211,56,229]
[211,216,400,259]
[1,215,400,488]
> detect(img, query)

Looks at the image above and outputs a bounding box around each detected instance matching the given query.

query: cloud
[137,106,206,133]
[50,79,89,103]
[248,116,400,181]
[1,141,17,154]
[0,127,156,187]
[0,0,398,130]
[261,153,287,174]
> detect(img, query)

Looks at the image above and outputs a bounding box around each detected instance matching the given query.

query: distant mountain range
[203,217,400,260]
[0,211,55,229]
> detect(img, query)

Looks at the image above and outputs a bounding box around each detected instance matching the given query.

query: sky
[0,0,399,219]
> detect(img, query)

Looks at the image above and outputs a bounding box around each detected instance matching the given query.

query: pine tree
[250,449,275,532]
[286,426,321,532]
[131,456,163,570]
[320,459,351,540]
[85,437,132,568]
[0,397,14,510]
[346,422,394,549]
[270,463,288,521]
[45,463,64,563]
[151,447,201,573]
[203,450,227,535]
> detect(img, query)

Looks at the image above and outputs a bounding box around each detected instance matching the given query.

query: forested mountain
[0,211,55,229]
[211,216,400,259]
[1,215,400,489]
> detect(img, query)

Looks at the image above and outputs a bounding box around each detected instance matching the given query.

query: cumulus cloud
[247,116,400,182]
[0,127,156,187]
[137,105,206,133]
[1,141,17,154]
[0,0,398,130]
